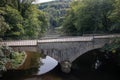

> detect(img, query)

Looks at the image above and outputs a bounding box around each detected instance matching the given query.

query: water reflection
[36,56,58,75]
[1,50,120,80]
[1,51,58,80]
[18,51,42,70]
[19,51,58,75]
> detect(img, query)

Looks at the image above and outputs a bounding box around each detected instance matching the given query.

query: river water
[1,51,120,80]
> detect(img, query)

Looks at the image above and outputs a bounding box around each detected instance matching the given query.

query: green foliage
[62,0,120,36]
[23,5,47,39]
[0,15,10,36]
[4,5,24,39]
[102,38,120,52]
[39,0,71,33]
[101,37,120,66]
[0,0,48,40]
[11,51,25,69]
[0,45,25,71]
[109,0,120,33]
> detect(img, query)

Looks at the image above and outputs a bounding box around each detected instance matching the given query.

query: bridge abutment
[1,35,119,66]
[37,36,116,64]
[60,60,72,73]
[37,41,94,62]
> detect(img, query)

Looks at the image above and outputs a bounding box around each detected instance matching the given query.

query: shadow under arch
[72,47,120,73]
[72,48,103,72]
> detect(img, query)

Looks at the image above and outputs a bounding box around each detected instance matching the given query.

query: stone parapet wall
[37,37,112,62]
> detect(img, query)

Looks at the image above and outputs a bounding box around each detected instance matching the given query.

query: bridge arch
[37,37,110,62]
[1,35,120,63]
[72,48,101,63]
[1,35,120,73]
[72,48,105,72]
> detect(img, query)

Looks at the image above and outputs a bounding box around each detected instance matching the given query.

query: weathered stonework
[37,38,111,62]
[1,35,120,63]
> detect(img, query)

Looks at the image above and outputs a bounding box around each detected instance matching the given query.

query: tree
[62,6,78,35]
[3,5,24,39]
[0,15,9,37]
[109,0,120,33]
[0,0,48,40]
[62,0,114,35]
[0,7,10,38]
[39,0,71,34]
[23,5,48,39]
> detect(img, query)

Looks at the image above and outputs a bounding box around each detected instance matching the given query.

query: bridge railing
[0,40,37,47]
[0,33,120,41]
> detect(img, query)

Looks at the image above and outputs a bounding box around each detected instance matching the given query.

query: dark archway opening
[72,49,100,72]
[71,48,120,80]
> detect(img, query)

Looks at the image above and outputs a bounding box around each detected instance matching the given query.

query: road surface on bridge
[0,34,119,46]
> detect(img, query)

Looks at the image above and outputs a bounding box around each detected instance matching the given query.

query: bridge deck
[38,37,93,43]
[0,37,93,46]
[0,35,120,46]
[0,40,37,46]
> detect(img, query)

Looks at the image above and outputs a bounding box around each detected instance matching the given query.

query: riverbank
[1,50,120,80]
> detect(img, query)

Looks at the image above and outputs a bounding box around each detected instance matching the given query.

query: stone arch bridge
[0,35,120,63]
